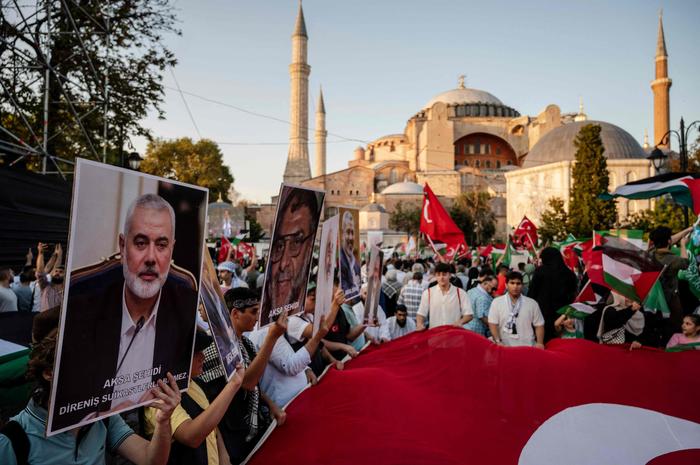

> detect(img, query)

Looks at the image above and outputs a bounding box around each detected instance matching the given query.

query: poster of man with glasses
[259,184,325,327]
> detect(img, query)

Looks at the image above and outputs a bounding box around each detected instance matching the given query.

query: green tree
[389,202,421,236]
[245,213,264,242]
[141,138,234,201]
[622,197,696,232]
[0,1,179,170]
[450,191,496,245]
[567,124,618,236]
[539,197,569,243]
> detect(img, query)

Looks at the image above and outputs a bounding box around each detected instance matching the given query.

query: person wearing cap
[217,262,248,293]
[214,287,287,463]
[416,262,473,330]
[143,330,244,465]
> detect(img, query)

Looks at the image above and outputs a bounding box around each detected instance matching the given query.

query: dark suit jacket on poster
[340,249,361,299]
[53,260,198,431]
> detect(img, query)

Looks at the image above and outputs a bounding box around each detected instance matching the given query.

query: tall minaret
[314,86,327,178]
[651,11,672,149]
[283,2,312,185]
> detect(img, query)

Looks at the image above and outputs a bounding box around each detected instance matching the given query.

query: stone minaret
[314,86,327,178]
[651,11,671,148]
[283,2,312,185]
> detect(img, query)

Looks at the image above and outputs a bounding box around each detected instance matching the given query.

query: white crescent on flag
[423,198,433,224]
[519,403,700,465]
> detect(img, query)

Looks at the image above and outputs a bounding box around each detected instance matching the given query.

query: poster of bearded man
[259,184,325,327]
[48,158,207,435]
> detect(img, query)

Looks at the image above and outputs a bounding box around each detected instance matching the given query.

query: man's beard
[397,319,406,328]
[51,276,64,285]
[271,264,306,308]
[123,257,168,299]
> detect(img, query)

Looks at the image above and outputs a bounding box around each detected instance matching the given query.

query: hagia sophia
[247,4,672,244]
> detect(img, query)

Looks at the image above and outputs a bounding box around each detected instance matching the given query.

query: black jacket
[52,264,197,432]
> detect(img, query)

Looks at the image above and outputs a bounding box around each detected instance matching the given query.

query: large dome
[425,87,503,109]
[522,121,646,169]
[381,181,424,195]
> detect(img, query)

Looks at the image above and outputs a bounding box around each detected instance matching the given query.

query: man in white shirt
[379,305,416,342]
[0,269,18,312]
[488,271,545,348]
[416,262,472,330]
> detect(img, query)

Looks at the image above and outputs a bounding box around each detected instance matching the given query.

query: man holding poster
[339,208,361,300]
[49,159,207,435]
[260,185,324,327]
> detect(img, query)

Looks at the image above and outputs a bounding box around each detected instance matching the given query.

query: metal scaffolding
[0,0,111,177]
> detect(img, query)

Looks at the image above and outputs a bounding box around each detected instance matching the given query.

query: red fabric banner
[420,183,467,258]
[250,327,700,465]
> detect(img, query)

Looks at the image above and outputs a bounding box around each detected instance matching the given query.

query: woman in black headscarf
[527,247,579,342]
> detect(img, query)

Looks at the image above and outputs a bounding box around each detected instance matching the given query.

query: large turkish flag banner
[249,327,700,465]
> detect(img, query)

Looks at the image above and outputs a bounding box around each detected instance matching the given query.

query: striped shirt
[397,280,424,320]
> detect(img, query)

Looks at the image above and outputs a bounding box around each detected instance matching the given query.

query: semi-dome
[425,87,503,109]
[522,121,647,169]
[381,181,424,195]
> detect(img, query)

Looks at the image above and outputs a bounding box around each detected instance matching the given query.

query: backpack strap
[0,420,29,465]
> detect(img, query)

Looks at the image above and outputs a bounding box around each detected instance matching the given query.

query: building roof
[381,181,424,195]
[522,120,647,169]
[425,87,503,109]
[361,203,387,213]
[293,2,308,38]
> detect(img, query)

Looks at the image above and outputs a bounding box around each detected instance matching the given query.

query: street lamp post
[651,117,700,227]
[127,151,142,171]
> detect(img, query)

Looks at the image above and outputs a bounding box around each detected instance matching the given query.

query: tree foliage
[450,191,496,245]
[141,138,234,201]
[567,124,617,236]
[0,1,179,170]
[621,197,696,232]
[389,202,421,236]
[539,197,569,243]
[245,212,264,243]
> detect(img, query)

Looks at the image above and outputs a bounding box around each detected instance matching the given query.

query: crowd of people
[2,223,700,465]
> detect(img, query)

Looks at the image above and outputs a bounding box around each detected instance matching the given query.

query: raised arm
[173,365,244,448]
[117,373,180,465]
[241,311,287,391]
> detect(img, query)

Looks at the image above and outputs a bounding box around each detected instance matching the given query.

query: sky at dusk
[135,0,700,203]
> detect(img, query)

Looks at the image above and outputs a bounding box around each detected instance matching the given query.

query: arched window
[475,160,480,168]
[485,160,491,168]
[496,161,501,169]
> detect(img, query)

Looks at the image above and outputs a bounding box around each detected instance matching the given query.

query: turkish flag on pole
[420,183,467,259]
[249,328,700,465]
[218,236,231,263]
[514,216,538,249]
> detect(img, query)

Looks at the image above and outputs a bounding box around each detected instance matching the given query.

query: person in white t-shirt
[416,262,472,330]
[488,271,545,348]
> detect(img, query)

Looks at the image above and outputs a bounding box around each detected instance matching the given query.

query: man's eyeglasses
[270,231,313,263]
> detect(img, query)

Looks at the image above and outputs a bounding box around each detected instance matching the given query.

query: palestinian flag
[600,238,664,303]
[575,280,610,305]
[557,302,597,319]
[599,172,698,208]
[231,232,247,246]
[596,229,645,250]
